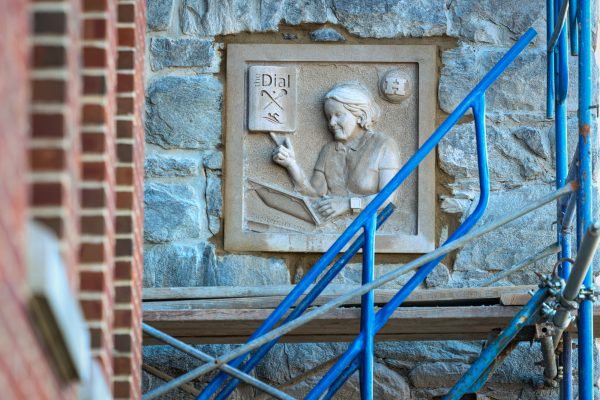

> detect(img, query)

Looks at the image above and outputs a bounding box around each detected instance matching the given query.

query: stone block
[206,170,222,235]
[375,340,480,371]
[425,263,450,288]
[331,0,447,38]
[144,182,204,243]
[149,38,218,71]
[313,263,413,290]
[409,361,470,388]
[147,0,173,31]
[146,76,222,150]
[207,255,290,286]
[203,151,223,170]
[439,44,545,115]
[180,0,332,36]
[144,242,215,287]
[145,154,200,178]
[447,0,545,45]
[309,28,345,42]
[284,361,410,399]
[438,122,553,184]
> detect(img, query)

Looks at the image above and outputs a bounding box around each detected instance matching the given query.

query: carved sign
[225,44,437,253]
[248,66,297,132]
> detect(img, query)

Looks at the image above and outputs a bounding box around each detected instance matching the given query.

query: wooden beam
[143,285,537,309]
[143,305,600,344]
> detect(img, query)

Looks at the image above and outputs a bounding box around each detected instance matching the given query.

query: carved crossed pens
[261,89,288,110]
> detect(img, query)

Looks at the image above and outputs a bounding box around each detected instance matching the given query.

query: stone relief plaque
[225,44,436,253]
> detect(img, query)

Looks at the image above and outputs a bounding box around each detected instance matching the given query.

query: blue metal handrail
[199,28,538,400]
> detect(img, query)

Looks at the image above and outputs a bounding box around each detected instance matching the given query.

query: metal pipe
[577,1,594,395]
[548,0,570,52]
[443,288,551,399]
[569,0,579,55]
[561,332,574,399]
[154,183,575,394]
[141,323,296,400]
[541,336,559,384]
[548,0,556,118]
[359,214,376,399]
[142,364,201,397]
[202,28,537,400]
[209,205,395,400]
[323,358,361,400]
[478,243,560,287]
[307,95,491,398]
[552,223,600,347]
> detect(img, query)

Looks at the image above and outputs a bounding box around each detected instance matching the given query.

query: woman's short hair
[323,81,381,130]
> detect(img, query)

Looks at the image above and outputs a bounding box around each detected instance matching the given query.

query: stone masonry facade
[143,1,600,399]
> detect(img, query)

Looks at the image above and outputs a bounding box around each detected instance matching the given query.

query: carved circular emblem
[378,69,411,104]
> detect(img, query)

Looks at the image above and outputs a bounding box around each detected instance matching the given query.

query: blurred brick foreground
[0,0,146,398]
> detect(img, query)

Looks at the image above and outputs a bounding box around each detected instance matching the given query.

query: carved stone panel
[224,44,436,253]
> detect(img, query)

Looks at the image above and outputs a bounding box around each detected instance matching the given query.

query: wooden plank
[143,285,537,309]
[144,305,600,344]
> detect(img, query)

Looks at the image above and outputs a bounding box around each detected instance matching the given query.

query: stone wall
[143,0,599,398]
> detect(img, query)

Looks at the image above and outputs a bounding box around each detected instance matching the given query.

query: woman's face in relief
[324,99,364,143]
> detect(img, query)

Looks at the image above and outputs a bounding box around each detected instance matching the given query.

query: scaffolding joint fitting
[577,286,598,302]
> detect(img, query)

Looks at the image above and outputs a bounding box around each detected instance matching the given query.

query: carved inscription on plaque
[248,66,297,132]
[225,44,437,253]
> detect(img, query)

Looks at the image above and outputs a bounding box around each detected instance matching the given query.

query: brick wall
[113,0,146,398]
[0,0,146,398]
[0,0,77,398]
[79,0,118,386]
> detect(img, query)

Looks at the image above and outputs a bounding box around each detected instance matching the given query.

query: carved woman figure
[272,81,401,220]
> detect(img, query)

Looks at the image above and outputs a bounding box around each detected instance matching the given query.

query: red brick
[80,242,106,263]
[83,18,107,40]
[80,270,107,292]
[83,0,107,11]
[115,261,132,280]
[82,161,107,181]
[82,104,106,124]
[117,50,134,70]
[32,79,66,102]
[33,45,65,67]
[81,187,106,208]
[29,148,65,171]
[114,309,132,328]
[83,47,107,68]
[81,215,107,235]
[117,27,135,47]
[113,355,133,376]
[117,96,133,115]
[114,334,132,352]
[81,299,104,320]
[83,75,107,95]
[117,73,134,92]
[116,119,133,138]
[116,191,132,209]
[118,3,135,23]
[115,215,132,233]
[116,143,133,163]
[31,182,63,206]
[116,238,132,257]
[113,380,131,398]
[81,132,106,153]
[31,113,64,138]
[116,166,133,185]
[115,286,132,303]
[33,11,66,34]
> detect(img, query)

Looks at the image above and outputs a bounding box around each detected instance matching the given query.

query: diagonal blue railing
[194,28,537,400]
